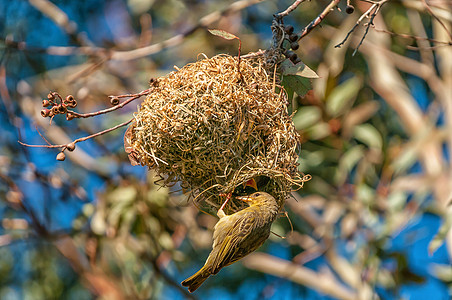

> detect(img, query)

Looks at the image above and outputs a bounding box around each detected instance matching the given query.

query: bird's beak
[236,195,252,203]
[243,178,258,191]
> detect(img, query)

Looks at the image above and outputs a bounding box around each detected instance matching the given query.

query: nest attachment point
[125,54,309,215]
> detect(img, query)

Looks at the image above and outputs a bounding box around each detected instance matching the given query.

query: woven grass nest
[125,54,309,215]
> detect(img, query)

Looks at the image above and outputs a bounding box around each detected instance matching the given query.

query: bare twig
[400,0,452,22]
[357,25,446,204]
[55,237,126,300]
[352,5,382,55]
[112,0,263,61]
[68,88,151,118]
[275,0,308,18]
[243,253,358,300]
[0,66,14,121]
[28,0,91,47]
[373,27,452,48]
[10,0,263,62]
[34,125,52,146]
[19,118,133,149]
[148,257,198,300]
[335,0,389,54]
[298,0,342,41]
[421,0,452,41]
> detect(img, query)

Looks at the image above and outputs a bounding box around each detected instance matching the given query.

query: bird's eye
[254,193,260,197]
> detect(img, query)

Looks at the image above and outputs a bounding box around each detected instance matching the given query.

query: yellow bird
[181,192,279,292]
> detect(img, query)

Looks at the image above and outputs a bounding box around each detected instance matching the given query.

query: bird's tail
[181,266,211,293]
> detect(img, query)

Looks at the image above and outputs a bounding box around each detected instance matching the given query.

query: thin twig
[34,125,52,146]
[373,27,452,45]
[9,0,263,62]
[275,0,308,18]
[373,27,452,50]
[68,88,151,118]
[335,3,378,48]
[298,0,342,41]
[243,253,358,300]
[29,0,91,47]
[352,6,380,55]
[112,0,263,61]
[151,258,198,300]
[421,0,452,41]
[335,0,389,54]
[19,118,133,149]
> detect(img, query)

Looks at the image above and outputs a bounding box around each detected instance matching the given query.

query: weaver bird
[181,191,279,292]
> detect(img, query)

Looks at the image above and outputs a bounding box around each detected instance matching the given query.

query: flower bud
[58,104,67,114]
[66,112,75,121]
[51,106,59,115]
[66,142,76,152]
[56,152,66,161]
[47,93,55,100]
[68,100,77,108]
[41,109,51,117]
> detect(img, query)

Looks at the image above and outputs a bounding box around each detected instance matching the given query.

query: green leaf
[298,150,325,168]
[107,186,137,203]
[391,147,417,175]
[353,124,383,150]
[335,145,365,184]
[387,191,408,212]
[91,210,106,235]
[326,77,362,117]
[281,75,312,100]
[280,59,319,78]
[304,122,331,140]
[159,232,175,250]
[356,183,376,205]
[293,106,322,130]
[208,29,239,40]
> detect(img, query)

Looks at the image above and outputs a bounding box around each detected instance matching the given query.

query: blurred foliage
[1,0,452,299]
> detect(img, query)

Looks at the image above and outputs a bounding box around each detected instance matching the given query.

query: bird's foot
[217,193,232,218]
[217,209,226,218]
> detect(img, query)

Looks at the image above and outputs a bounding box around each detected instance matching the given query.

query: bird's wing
[211,212,255,273]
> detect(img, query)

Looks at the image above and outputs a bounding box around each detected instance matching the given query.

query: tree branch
[298,0,342,41]
[275,0,308,19]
